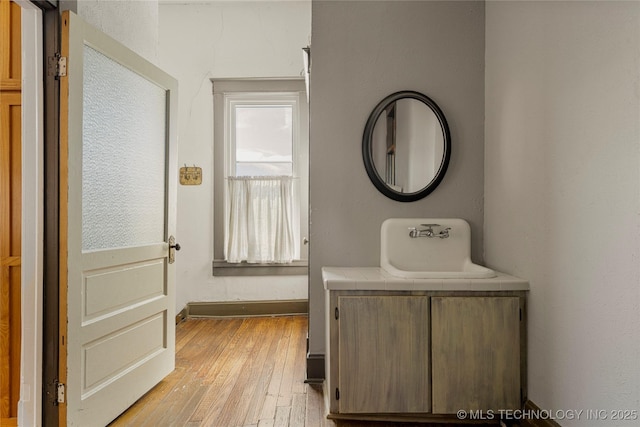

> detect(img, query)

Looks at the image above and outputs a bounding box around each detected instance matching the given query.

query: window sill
[212,259,308,277]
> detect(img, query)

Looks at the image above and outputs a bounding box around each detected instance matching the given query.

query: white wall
[158,2,311,312]
[485,1,640,422]
[76,0,158,63]
[309,0,485,355]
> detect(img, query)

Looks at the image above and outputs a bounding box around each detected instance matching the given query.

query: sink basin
[380,218,496,279]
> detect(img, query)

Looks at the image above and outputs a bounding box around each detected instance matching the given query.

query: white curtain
[225,176,295,263]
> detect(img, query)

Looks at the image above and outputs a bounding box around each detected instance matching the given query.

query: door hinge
[335,307,339,320]
[56,382,66,404]
[48,53,67,78]
[58,56,68,77]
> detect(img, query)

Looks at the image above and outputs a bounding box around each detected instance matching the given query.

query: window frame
[212,79,309,276]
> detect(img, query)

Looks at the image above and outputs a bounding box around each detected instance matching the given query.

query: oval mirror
[362,91,451,202]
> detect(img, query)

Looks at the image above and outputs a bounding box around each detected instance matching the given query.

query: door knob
[168,235,180,264]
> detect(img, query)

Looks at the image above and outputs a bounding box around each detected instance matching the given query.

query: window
[213,80,308,275]
[232,102,294,176]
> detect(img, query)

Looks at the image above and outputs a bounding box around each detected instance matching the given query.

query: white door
[59,11,178,426]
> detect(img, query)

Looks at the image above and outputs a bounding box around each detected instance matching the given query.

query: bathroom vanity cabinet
[323,268,529,422]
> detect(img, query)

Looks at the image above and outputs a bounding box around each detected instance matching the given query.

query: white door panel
[60,11,178,426]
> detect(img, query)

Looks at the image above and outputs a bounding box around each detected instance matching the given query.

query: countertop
[322,267,529,291]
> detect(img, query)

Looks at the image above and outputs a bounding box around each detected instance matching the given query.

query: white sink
[380,218,496,279]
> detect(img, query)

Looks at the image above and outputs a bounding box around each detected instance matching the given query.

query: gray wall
[485,1,640,419]
[309,1,485,355]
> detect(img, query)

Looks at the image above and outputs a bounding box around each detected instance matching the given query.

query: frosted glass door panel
[82,45,167,251]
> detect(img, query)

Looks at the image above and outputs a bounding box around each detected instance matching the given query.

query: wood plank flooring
[109,316,331,427]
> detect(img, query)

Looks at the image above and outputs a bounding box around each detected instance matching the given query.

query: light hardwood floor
[109,315,330,427]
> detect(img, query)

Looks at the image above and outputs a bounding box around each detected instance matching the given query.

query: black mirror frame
[362,90,451,202]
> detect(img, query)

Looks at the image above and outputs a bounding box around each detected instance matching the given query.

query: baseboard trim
[521,400,562,427]
[187,299,308,317]
[305,353,325,384]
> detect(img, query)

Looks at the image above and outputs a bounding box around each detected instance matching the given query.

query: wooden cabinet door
[431,296,521,414]
[337,295,430,413]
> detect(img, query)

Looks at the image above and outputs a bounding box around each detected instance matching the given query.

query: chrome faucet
[408,224,451,239]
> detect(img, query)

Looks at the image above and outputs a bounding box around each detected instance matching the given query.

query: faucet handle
[438,227,452,239]
[420,223,441,228]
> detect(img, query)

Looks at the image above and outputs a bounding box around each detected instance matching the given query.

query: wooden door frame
[27,1,60,425]
[1,1,22,421]
[7,2,76,425]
